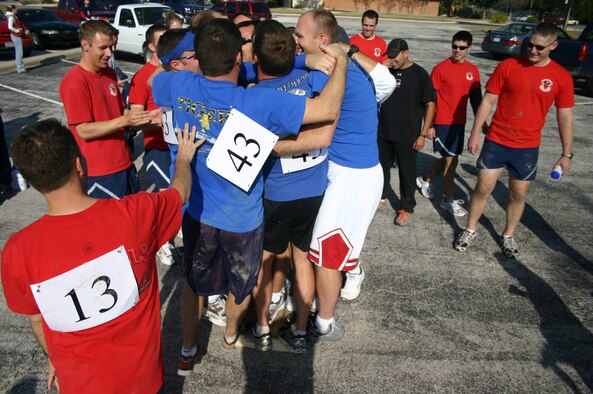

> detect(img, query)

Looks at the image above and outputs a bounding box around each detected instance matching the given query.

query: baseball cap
[386,38,408,58]
[160,30,195,65]
[337,26,349,45]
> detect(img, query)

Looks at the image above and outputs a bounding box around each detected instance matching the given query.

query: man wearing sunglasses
[454,22,574,258]
[416,31,483,217]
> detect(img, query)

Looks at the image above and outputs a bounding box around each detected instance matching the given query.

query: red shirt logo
[539,79,553,93]
[466,72,474,81]
[109,83,118,97]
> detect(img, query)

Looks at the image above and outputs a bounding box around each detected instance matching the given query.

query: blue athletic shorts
[87,165,139,199]
[181,213,263,304]
[433,124,465,157]
[143,148,172,189]
[477,139,539,180]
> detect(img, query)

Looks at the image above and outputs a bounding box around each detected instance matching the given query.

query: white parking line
[61,59,134,76]
[0,83,63,106]
[575,101,593,105]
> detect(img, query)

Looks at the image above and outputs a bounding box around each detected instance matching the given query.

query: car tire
[491,53,505,60]
[31,33,44,50]
[586,79,593,97]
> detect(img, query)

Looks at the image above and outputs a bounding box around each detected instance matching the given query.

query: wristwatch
[347,45,359,59]
[561,153,574,159]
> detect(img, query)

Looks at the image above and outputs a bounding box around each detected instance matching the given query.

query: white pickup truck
[113,3,176,62]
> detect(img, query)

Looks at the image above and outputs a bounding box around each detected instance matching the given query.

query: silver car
[481,22,537,58]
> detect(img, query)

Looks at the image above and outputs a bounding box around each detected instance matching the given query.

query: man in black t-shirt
[379,39,436,226]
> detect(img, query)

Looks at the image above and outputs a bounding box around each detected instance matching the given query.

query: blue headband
[160,31,195,65]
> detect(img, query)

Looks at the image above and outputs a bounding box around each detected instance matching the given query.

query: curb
[0,47,80,74]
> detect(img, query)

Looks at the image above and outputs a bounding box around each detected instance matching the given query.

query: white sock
[255,324,270,336]
[349,265,362,275]
[271,291,283,303]
[208,294,221,303]
[315,315,334,334]
[224,334,236,344]
[181,345,197,358]
[466,228,476,234]
[291,325,306,337]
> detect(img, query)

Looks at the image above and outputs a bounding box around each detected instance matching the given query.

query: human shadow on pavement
[159,263,213,393]
[6,377,39,393]
[496,253,593,392]
[460,163,593,276]
[4,112,42,145]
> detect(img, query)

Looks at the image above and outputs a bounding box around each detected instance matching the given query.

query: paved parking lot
[1,15,593,393]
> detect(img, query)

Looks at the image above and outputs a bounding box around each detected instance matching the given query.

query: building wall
[322,0,439,16]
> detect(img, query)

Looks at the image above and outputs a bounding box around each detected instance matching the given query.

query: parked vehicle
[0,12,33,57]
[481,22,572,59]
[113,3,174,61]
[160,0,211,19]
[541,12,566,26]
[17,8,79,50]
[547,22,593,95]
[210,1,271,21]
[566,18,579,25]
[51,0,141,24]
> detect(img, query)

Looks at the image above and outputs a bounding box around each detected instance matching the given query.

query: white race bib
[280,148,327,174]
[160,106,178,145]
[30,246,139,332]
[206,108,278,192]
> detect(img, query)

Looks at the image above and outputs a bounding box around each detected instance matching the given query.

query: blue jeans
[11,35,25,73]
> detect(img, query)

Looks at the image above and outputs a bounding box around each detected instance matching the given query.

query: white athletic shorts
[308,161,383,271]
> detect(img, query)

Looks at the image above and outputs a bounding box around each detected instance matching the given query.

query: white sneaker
[440,198,467,217]
[203,295,227,326]
[269,288,287,323]
[416,176,434,199]
[340,266,365,300]
[156,242,174,266]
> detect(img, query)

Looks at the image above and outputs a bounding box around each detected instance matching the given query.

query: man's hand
[320,43,347,62]
[123,108,152,127]
[427,127,436,140]
[47,359,59,392]
[176,123,204,164]
[468,134,481,155]
[149,109,161,127]
[305,52,336,76]
[413,136,425,151]
[553,156,572,176]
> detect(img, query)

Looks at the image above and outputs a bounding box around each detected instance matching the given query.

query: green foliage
[490,12,507,23]
[526,16,539,23]
[266,0,280,7]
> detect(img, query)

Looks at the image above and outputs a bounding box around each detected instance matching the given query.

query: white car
[567,18,579,25]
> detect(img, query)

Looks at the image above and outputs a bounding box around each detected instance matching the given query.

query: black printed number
[65,275,118,323]
[227,133,261,172]
[292,149,322,162]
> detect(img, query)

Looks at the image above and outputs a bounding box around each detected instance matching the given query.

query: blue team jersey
[153,71,306,232]
[309,61,378,169]
[255,68,328,202]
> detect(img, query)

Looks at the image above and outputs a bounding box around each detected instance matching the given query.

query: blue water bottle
[550,166,562,179]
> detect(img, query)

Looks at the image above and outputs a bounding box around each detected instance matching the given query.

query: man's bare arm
[273,117,338,156]
[468,91,497,155]
[74,109,152,140]
[28,314,58,391]
[553,107,574,175]
[170,123,204,204]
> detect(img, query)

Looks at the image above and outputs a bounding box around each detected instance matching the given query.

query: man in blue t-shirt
[274,9,395,342]
[152,18,348,375]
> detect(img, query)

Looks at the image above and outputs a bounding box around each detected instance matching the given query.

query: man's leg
[253,250,275,328]
[503,175,531,237]
[425,157,445,183]
[378,136,395,201]
[315,265,341,321]
[292,245,314,332]
[180,282,203,350]
[465,168,504,231]
[442,156,459,202]
[224,292,251,347]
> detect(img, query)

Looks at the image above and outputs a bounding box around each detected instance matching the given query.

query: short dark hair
[533,22,559,41]
[156,28,188,71]
[11,119,81,193]
[191,9,224,32]
[79,19,115,43]
[146,24,166,45]
[362,10,379,23]
[452,30,473,46]
[309,9,338,44]
[253,20,295,76]
[195,19,241,77]
[165,11,183,29]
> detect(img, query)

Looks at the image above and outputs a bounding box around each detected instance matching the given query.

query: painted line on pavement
[0,83,63,106]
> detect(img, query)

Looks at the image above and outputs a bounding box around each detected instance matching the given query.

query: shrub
[526,16,539,23]
[490,13,508,23]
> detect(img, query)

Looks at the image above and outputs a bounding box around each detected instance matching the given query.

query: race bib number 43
[207,108,278,192]
[30,246,139,332]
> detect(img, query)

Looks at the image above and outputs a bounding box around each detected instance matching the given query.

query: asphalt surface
[1,15,593,394]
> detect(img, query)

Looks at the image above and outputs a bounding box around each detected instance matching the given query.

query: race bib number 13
[207,108,278,192]
[30,246,139,332]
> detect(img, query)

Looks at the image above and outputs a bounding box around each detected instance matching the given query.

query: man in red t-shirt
[1,119,201,393]
[454,23,574,258]
[59,20,155,199]
[349,9,386,63]
[416,31,483,217]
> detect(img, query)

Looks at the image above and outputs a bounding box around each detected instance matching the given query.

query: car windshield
[498,24,534,35]
[252,3,269,13]
[134,7,171,25]
[18,9,63,23]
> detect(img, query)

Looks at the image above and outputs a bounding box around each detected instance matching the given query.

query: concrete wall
[322,0,439,16]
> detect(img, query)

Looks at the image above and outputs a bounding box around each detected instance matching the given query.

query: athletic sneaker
[156,242,174,266]
[340,266,365,300]
[454,229,477,252]
[394,210,412,226]
[177,346,203,377]
[416,176,434,199]
[500,235,519,258]
[269,288,286,323]
[248,327,272,351]
[308,319,345,343]
[440,198,467,217]
[278,325,306,353]
[285,293,295,312]
[203,295,227,327]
